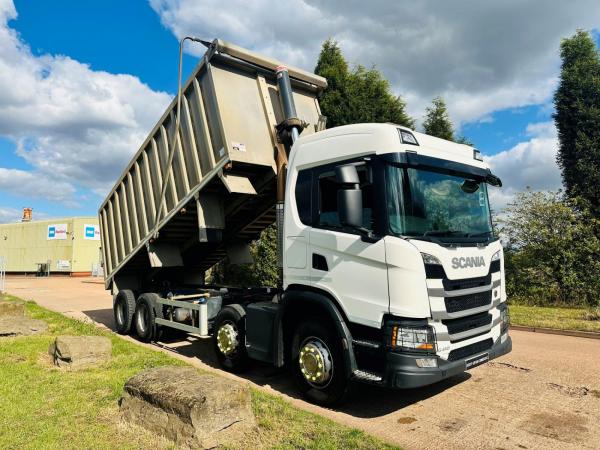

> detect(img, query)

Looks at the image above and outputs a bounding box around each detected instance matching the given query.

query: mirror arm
[355,226,380,243]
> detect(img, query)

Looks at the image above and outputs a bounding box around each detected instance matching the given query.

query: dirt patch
[487,361,532,372]
[547,382,600,399]
[521,412,588,443]
[398,417,417,424]
[0,300,25,317]
[438,418,467,432]
[0,316,47,337]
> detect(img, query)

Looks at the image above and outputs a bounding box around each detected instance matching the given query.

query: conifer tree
[315,39,414,128]
[423,96,454,141]
[554,30,600,212]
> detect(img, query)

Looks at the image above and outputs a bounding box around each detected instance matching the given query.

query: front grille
[448,338,493,361]
[443,312,492,335]
[443,274,491,291]
[445,291,492,313]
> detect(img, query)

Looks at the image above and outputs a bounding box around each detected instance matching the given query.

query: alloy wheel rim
[299,337,333,388]
[217,322,238,356]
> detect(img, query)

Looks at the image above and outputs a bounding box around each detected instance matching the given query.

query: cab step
[353,369,383,383]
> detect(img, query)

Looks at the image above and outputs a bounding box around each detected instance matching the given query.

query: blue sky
[0,0,598,222]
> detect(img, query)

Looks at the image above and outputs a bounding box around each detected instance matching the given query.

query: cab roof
[292,123,488,171]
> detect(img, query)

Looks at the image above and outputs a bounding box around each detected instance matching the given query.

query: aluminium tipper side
[99,39,326,290]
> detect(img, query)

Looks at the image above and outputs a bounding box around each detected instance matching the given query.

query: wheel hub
[217,323,238,356]
[299,338,333,386]
[116,302,124,324]
[136,306,147,333]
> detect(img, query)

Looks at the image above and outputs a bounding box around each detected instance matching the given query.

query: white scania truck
[100,38,511,405]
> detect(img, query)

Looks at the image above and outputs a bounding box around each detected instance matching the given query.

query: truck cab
[277,123,511,401]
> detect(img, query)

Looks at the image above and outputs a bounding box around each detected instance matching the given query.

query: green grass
[510,304,600,333]
[0,294,397,450]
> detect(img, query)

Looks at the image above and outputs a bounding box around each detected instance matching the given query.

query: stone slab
[120,366,256,449]
[48,335,112,369]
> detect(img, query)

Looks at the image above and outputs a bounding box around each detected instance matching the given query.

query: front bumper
[382,334,512,389]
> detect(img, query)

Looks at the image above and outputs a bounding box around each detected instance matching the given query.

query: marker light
[473,149,484,161]
[399,129,419,146]
[421,253,442,265]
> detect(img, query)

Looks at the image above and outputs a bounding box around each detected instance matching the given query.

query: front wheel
[291,319,351,406]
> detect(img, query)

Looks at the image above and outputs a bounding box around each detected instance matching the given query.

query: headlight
[389,324,436,352]
[491,250,501,261]
[421,253,442,265]
[498,304,509,333]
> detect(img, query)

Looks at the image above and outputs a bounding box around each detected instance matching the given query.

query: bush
[209,224,278,288]
[500,190,600,307]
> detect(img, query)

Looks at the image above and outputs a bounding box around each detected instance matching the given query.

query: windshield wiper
[464,231,493,238]
[423,230,464,237]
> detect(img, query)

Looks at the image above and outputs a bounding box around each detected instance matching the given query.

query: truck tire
[134,294,157,343]
[213,305,249,373]
[291,318,351,406]
[113,290,136,334]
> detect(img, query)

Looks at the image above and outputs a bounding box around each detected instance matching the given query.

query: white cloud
[486,121,562,211]
[0,206,21,223]
[0,167,77,205]
[0,0,171,205]
[150,0,600,127]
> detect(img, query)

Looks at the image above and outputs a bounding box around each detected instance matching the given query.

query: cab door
[308,161,389,329]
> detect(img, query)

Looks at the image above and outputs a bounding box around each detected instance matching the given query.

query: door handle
[312,253,328,271]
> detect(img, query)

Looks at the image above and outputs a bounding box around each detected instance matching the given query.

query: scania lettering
[452,256,486,269]
[100,39,511,405]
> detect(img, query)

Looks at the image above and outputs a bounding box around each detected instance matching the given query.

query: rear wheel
[291,319,351,406]
[133,294,157,342]
[113,290,136,334]
[213,305,249,373]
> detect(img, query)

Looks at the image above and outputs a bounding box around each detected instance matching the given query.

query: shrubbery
[209,224,278,288]
[500,190,600,307]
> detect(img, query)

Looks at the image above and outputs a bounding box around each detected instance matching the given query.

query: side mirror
[335,165,363,228]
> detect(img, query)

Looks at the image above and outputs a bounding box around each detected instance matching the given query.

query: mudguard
[276,288,358,376]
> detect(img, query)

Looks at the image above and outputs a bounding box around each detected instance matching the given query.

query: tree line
[212,31,600,311]
[502,30,600,309]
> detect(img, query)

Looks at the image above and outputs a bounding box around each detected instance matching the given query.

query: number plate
[465,352,489,369]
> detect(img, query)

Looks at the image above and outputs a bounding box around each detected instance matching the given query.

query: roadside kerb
[511,324,600,340]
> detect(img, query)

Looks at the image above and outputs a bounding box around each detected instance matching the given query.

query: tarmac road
[5,276,600,450]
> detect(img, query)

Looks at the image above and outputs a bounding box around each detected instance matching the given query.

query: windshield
[385,164,493,240]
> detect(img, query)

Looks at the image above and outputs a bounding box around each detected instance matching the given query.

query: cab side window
[316,164,374,232]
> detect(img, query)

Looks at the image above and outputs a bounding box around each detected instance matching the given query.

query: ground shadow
[81,308,471,418]
[82,308,115,329]
[154,332,471,418]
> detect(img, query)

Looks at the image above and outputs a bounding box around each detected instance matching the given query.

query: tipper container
[99,39,326,290]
